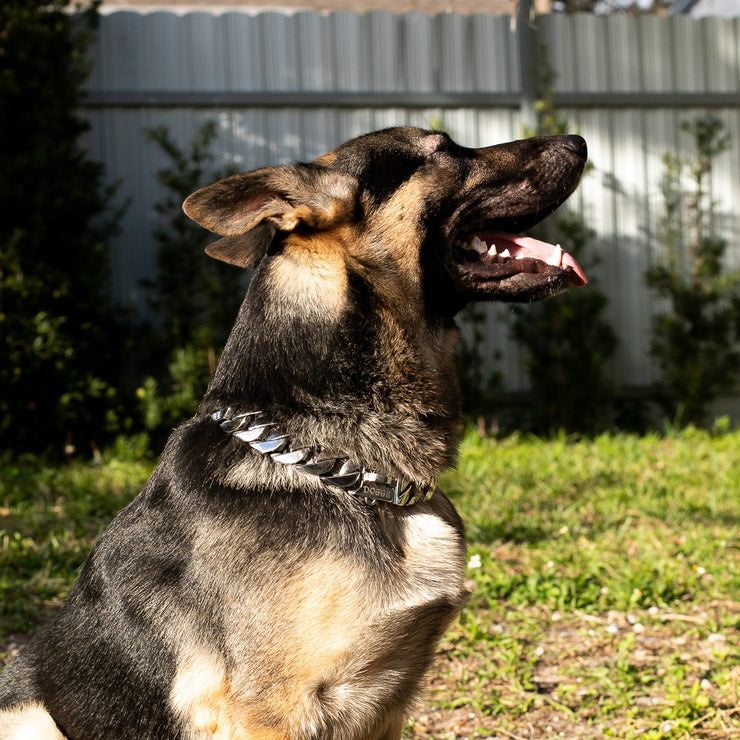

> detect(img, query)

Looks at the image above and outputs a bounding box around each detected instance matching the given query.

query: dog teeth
[487,243,497,256]
[499,248,511,259]
[546,244,564,267]
[470,236,487,254]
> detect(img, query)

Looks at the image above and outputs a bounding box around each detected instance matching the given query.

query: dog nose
[563,135,587,159]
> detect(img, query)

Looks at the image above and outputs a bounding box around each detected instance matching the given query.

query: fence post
[516,0,538,133]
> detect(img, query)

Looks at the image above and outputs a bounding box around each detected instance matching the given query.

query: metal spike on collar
[210,408,434,506]
[220,411,260,433]
[250,432,290,455]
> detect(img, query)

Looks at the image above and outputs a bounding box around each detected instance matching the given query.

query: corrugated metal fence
[82,10,740,391]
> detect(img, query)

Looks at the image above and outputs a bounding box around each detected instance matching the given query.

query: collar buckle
[349,472,433,506]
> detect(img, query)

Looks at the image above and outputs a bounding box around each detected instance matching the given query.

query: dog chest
[394,506,467,610]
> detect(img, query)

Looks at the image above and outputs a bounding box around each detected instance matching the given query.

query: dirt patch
[404,602,740,739]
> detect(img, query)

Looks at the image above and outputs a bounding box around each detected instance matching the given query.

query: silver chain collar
[211,407,435,507]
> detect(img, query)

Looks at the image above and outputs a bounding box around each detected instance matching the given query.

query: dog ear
[183,164,357,268]
[203,225,275,269]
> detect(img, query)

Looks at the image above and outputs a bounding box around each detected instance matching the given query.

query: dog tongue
[482,231,588,287]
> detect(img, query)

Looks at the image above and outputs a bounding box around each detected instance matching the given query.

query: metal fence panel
[82,10,740,392]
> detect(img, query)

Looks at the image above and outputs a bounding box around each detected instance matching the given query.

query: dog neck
[211,406,436,506]
[200,261,464,490]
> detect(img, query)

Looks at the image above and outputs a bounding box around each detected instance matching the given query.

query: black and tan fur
[0,126,587,739]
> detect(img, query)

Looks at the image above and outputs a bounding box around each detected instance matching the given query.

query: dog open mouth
[454,230,587,288]
[439,133,589,303]
[445,196,588,303]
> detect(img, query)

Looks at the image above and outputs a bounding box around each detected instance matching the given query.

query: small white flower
[467,554,482,569]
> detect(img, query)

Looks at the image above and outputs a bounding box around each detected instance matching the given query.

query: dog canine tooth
[546,244,564,267]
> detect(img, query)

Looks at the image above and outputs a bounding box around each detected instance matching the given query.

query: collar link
[211,407,435,507]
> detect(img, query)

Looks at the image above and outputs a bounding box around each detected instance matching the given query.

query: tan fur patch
[344,177,432,322]
[171,647,289,740]
[270,547,461,735]
[367,177,428,276]
[400,508,467,607]
[169,554,378,738]
[273,556,383,735]
[312,150,337,166]
[170,647,233,738]
[267,235,348,317]
[0,703,66,740]
[369,715,406,740]
[284,555,369,668]
[172,514,463,738]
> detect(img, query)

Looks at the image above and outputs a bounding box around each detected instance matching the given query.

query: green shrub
[509,46,618,434]
[646,116,739,426]
[144,123,243,356]
[139,124,244,442]
[136,344,213,437]
[0,0,135,456]
[510,213,618,433]
[455,305,504,428]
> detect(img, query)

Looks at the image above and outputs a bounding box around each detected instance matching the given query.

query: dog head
[184,126,587,316]
[184,128,587,477]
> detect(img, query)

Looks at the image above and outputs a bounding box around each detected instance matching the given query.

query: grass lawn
[1,428,739,739]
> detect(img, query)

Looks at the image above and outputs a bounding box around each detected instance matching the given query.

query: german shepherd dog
[0,126,587,739]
